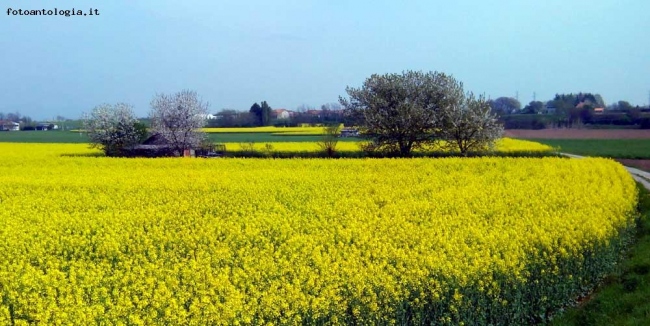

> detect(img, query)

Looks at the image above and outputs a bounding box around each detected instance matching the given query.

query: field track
[505,129,650,139]
[616,159,650,173]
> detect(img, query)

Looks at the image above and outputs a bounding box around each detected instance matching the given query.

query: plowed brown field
[505,129,650,139]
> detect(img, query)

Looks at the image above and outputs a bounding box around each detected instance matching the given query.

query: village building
[0,120,20,131]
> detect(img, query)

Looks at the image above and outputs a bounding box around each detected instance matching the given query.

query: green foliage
[260,101,272,126]
[133,121,149,143]
[249,101,272,126]
[249,103,262,126]
[521,101,545,114]
[488,97,521,115]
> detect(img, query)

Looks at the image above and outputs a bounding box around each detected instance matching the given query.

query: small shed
[126,134,177,157]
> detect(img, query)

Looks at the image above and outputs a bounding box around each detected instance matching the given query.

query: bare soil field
[505,129,650,139]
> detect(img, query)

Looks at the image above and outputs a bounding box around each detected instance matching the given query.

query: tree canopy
[82,103,146,156]
[489,97,521,116]
[149,90,208,154]
[340,70,502,156]
[521,101,545,114]
[249,101,272,126]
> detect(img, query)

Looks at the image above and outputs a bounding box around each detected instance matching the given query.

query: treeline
[0,112,34,125]
[0,112,74,130]
[206,103,360,128]
[488,93,650,129]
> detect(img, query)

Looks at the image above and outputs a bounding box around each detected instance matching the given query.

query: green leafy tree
[260,101,272,126]
[617,100,634,112]
[522,101,544,114]
[249,102,262,126]
[488,97,521,116]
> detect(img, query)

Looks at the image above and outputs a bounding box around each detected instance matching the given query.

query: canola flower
[0,143,636,325]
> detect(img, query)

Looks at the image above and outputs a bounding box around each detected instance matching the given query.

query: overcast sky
[2,0,649,119]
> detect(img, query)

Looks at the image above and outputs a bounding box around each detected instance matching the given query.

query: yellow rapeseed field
[224,138,554,154]
[0,143,636,324]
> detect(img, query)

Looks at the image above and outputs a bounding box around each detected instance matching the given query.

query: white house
[340,128,359,137]
[37,123,58,130]
[272,109,291,120]
[0,120,19,131]
[199,114,217,120]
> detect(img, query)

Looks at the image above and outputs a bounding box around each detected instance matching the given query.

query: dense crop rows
[0,144,636,324]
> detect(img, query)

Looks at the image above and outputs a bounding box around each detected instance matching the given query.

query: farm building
[340,128,359,137]
[36,123,59,130]
[126,133,177,157]
[0,120,20,131]
[126,133,225,158]
[272,109,294,120]
[199,114,217,120]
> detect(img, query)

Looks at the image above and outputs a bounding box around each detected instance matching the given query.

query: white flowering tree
[340,71,503,157]
[149,90,209,154]
[437,92,504,155]
[339,71,464,156]
[82,103,146,156]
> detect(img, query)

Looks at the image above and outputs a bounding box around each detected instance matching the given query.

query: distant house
[272,109,291,120]
[199,114,217,120]
[127,133,223,158]
[36,123,58,131]
[544,103,557,115]
[0,120,20,131]
[593,108,605,114]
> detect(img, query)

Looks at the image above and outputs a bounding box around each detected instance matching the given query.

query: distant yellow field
[224,138,555,153]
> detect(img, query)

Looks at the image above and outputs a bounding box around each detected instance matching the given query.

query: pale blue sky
[2,0,649,119]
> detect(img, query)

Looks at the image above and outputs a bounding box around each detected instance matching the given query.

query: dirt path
[615,159,650,172]
[562,153,650,189]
